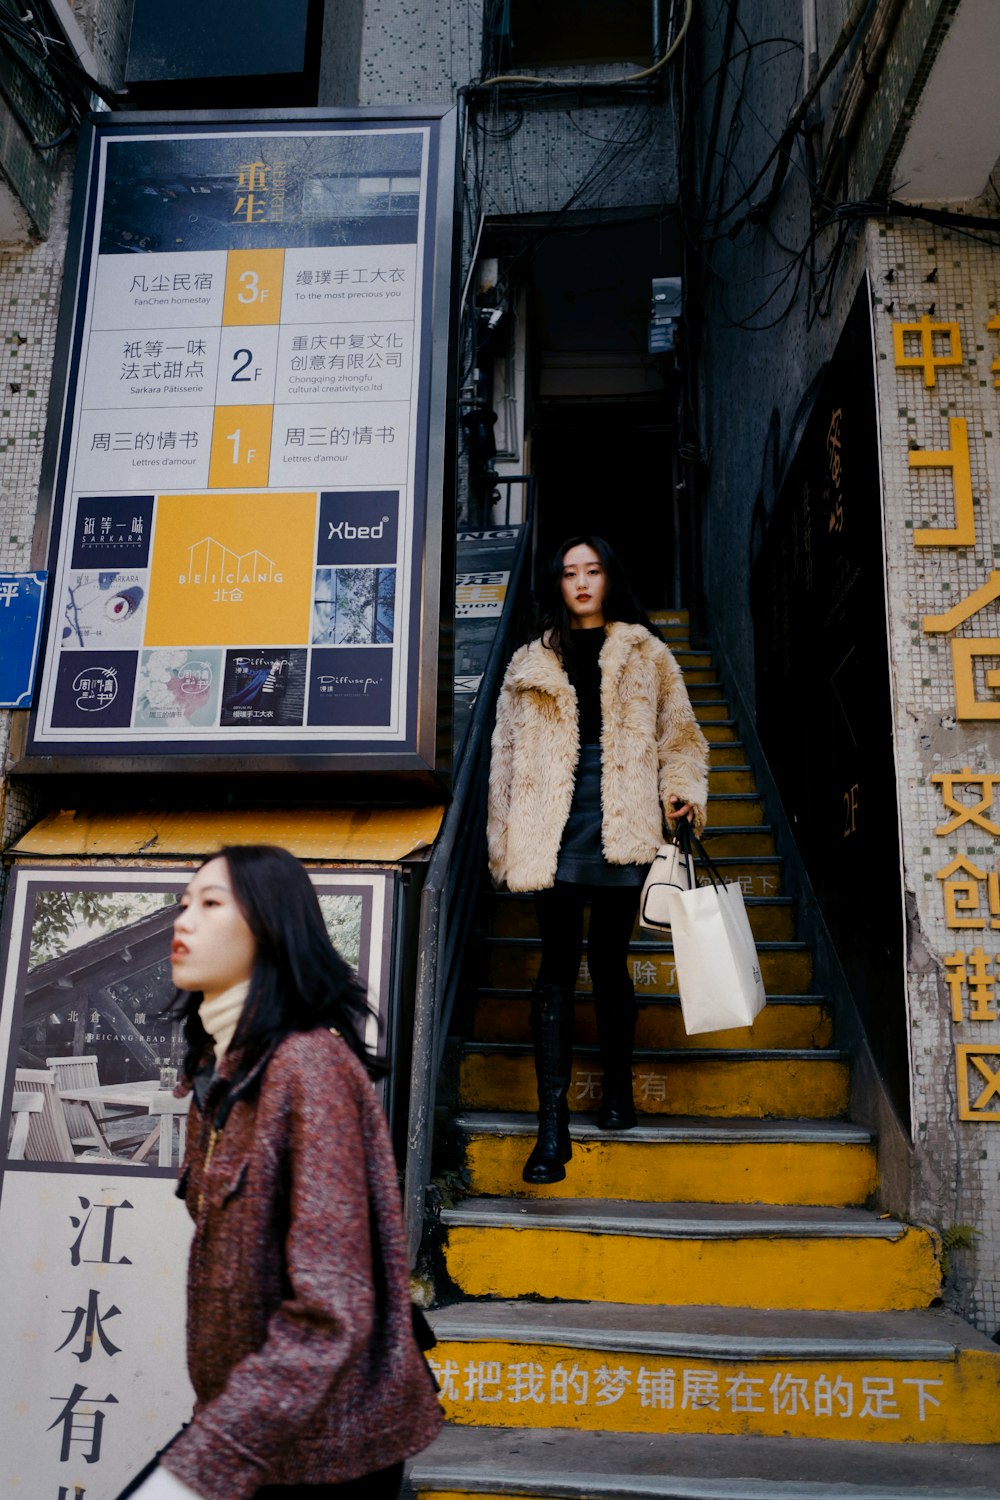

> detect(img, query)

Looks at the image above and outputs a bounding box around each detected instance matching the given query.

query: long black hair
[537,534,661,664]
[170,844,383,1086]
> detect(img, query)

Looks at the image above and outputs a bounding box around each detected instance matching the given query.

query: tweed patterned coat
[488,621,709,893]
[162,1030,442,1500]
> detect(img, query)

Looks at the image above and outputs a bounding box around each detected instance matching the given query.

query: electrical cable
[474,0,693,90]
[698,0,873,235]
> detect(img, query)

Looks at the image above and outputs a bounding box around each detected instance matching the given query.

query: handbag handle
[674,818,730,893]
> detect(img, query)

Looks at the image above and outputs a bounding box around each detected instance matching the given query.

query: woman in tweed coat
[124,844,442,1500]
[488,537,708,1184]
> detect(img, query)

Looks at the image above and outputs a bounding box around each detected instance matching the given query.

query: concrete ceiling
[893,0,1000,204]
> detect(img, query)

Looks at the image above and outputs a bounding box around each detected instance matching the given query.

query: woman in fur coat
[488,536,709,1183]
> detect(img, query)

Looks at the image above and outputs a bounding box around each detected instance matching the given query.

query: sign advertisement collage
[0,862,396,1497]
[25,114,453,766]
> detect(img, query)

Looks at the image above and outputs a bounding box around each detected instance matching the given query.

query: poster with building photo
[26,111,455,769]
[0,862,396,1497]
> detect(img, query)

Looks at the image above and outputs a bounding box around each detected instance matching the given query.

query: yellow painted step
[695,704,731,722]
[706,795,765,827]
[681,668,717,685]
[687,682,727,700]
[699,828,777,855]
[458,1047,850,1119]
[489,897,793,942]
[708,766,756,792]
[425,1304,1000,1446]
[485,942,813,993]
[702,722,739,743]
[472,994,831,1050]
[708,740,741,761]
[459,1115,877,1205]
[673,854,783,893]
[440,1201,941,1313]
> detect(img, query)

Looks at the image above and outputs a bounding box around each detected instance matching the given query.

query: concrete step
[438,1204,941,1312]
[472,992,831,1051]
[457,1044,849,1120]
[484,938,812,993]
[456,1113,876,1207]
[489,894,794,943]
[708,740,743,763]
[707,765,756,792]
[410,1425,1000,1494]
[482,864,779,918]
[649,609,690,628]
[484,854,787,899]
[706,793,765,828]
[695,826,777,854]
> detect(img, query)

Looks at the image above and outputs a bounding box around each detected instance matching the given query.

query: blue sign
[0,572,48,707]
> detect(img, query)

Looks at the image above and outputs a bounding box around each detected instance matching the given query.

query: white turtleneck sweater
[197,979,250,1060]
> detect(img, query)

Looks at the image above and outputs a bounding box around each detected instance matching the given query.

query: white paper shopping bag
[665,870,766,1036]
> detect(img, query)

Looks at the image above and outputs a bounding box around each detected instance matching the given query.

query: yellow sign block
[223,248,284,325]
[950,637,1000,720]
[892,315,963,388]
[144,491,314,647]
[910,417,975,547]
[209,405,273,489]
[956,1043,1000,1120]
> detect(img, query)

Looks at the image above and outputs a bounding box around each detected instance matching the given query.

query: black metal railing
[403,502,535,1262]
[493,474,531,527]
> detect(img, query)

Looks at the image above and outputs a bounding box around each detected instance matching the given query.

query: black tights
[534,881,640,997]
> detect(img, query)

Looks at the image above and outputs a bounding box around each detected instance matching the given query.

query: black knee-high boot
[594,978,638,1130]
[522,984,575,1183]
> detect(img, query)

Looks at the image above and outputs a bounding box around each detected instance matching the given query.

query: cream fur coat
[487,621,709,893]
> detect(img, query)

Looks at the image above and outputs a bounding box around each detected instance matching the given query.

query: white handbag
[662,827,766,1035]
[638,835,695,933]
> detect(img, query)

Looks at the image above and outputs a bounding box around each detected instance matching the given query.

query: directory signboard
[22,111,456,771]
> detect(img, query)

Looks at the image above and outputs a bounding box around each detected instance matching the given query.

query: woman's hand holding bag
[662,822,767,1035]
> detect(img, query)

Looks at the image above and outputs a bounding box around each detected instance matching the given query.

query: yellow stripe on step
[442,1224,940,1312]
[458,1053,850,1119]
[424,1341,992,1444]
[463,1135,877,1206]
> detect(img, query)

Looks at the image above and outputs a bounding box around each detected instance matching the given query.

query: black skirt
[555,743,646,887]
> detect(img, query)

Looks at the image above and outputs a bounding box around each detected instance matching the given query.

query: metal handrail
[493,473,531,526]
[403,506,535,1263]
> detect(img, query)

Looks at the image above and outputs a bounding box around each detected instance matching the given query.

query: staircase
[410,609,1000,1497]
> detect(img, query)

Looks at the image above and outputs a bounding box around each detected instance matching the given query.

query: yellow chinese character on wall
[943,948,998,1022]
[956,1044,1000,1120]
[931,767,1000,835]
[892,315,963,387]
[935,855,1000,929]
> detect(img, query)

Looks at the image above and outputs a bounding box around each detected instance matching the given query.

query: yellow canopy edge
[12,806,446,862]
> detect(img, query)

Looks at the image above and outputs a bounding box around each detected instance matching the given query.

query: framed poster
[20,109,456,773]
[0,861,397,1497]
